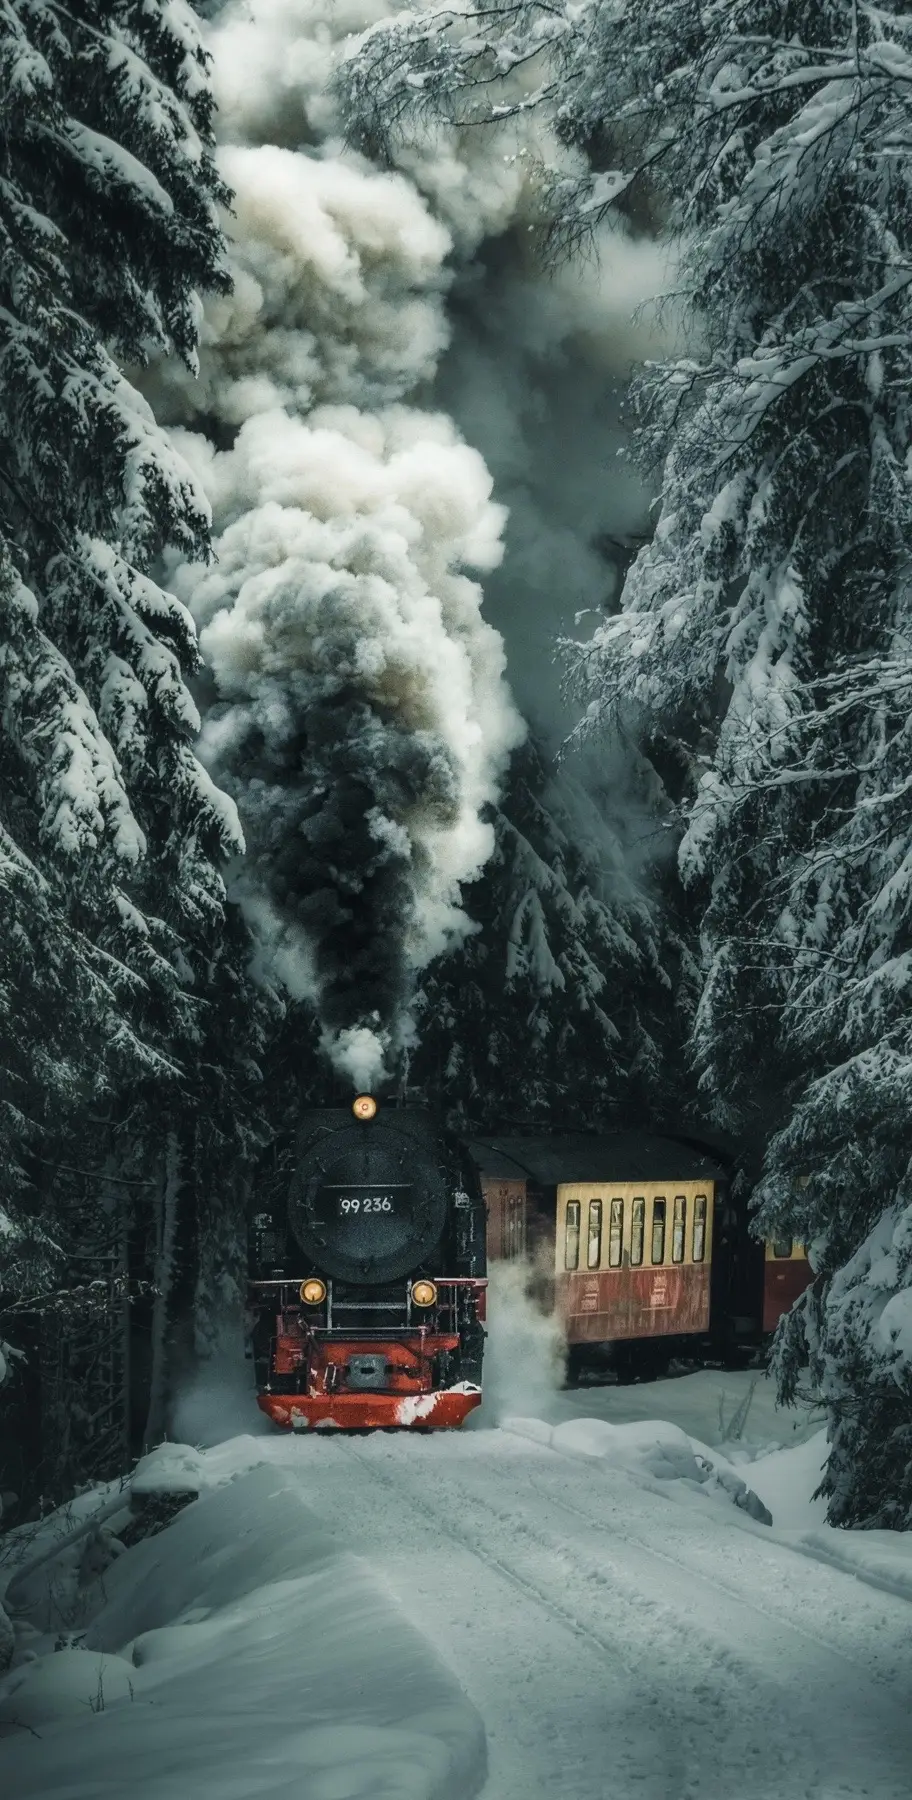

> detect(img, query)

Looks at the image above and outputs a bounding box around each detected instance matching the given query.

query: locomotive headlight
[300,1278,327,1305]
[411,1280,438,1308]
[352,1094,377,1121]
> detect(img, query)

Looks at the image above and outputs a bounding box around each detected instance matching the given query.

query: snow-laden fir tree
[0,3,261,1426]
[343,2,912,1521]
[411,739,693,1131]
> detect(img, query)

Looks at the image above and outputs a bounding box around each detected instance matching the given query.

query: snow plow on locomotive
[248,1098,487,1430]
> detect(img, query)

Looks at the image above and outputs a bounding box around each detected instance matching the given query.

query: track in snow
[266,1426,912,1800]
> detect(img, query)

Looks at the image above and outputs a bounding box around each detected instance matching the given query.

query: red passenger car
[763,1239,813,1333]
[470,1133,813,1372]
[470,1135,724,1367]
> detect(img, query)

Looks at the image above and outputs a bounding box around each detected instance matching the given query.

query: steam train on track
[248,1103,813,1430]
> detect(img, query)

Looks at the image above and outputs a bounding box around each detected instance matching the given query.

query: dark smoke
[216,688,462,1083]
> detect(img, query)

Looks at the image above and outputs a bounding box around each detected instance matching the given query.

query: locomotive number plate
[318,1181,412,1220]
[336,1191,397,1215]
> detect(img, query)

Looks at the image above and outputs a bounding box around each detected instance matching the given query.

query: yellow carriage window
[651,1197,667,1265]
[692,1195,707,1263]
[672,1195,686,1263]
[564,1200,581,1270]
[630,1197,645,1266]
[772,1237,793,1259]
[587,1199,603,1269]
[608,1199,624,1268]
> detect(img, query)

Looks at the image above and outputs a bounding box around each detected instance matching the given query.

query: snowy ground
[548,1362,824,1450]
[3,1347,912,1798]
[0,1459,485,1800]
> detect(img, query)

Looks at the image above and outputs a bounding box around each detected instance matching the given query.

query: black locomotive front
[248,1098,487,1429]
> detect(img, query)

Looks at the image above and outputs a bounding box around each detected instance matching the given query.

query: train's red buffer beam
[258,1383,481,1431]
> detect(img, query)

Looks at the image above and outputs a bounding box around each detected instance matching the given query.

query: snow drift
[0,1461,486,1800]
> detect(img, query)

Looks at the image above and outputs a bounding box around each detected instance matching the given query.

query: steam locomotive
[248,1097,487,1430]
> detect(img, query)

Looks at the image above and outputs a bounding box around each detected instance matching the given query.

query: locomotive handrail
[331,1298,409,1310]
[428,1277,488,1285]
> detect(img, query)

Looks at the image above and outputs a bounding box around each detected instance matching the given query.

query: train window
[608,1199,624,1268]
[692,1195,707,1263]
[587,1199,603,1268]
[651,1197,667,1265]
[564,1201,581,1270]
[672,1195,686,1263]
[630,1197,645,1266]
[773,1237,793,1259]
[507,1193,525,1260]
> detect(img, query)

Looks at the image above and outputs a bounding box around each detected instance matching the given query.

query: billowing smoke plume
[159,0,536,1086]
[156,1,672,1086]
[172,403,518,1085]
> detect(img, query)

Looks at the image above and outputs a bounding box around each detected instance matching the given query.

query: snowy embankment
[504,1410,912,1597]
[0,1453,485,1800]
[749,1434,912,1600]
[523,1368,912,1602]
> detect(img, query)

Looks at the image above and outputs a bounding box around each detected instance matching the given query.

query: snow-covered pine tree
[344,3,912,1520]
[0,3,261,1440]
[569,2,912,1527]
[412,739,692,1130]
[0,3,239,1149]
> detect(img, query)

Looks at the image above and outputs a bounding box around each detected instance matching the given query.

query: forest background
[2,0,912,1534]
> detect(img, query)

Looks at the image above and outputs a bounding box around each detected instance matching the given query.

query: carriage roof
[465,1132,726,1185]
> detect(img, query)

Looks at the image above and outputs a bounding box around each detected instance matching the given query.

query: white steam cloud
[475,1260,566,1427]
[156,1,673,1087]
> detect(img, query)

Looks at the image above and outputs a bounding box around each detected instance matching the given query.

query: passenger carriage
[469,1133,813,1374]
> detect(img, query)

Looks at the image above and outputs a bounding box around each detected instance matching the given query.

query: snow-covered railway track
[305,1434,732,1800]
[287,1428,912,1800]
[340,1433,766,1687]
[340,1435,699,1666]
[522,1462,907,1690]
